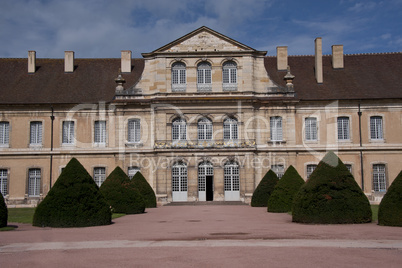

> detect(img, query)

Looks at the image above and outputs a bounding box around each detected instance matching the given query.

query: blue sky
[0,0,401,58]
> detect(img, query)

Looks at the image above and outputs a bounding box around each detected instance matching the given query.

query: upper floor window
[128,119,141,143]
[222,61,237,91]
[197,62,212,92]
[172,118,187,141]
[94,167,106,188]
[128,166,140,179]
[28,168,41,197]
[0,121,9,146]
[305,117,317,141]
[62,121,75,144]
[30,121,42,145]
[306,164,317,179]
[370,116,383,140]
[223,118,238,141]
[0,169,8,196]
[270,116,283,141]
[94,120,106,145]
[172,62,186,92]
[337,117,350,140]
[373,164,387,192]
[198,117,213,141]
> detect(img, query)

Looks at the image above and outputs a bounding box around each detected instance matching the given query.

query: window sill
[125,142,143,148]
[267,140,287,145]
[93,143,107,148]
[29,144,43,149]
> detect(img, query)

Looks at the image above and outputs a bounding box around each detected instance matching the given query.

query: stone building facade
[0,27,401,206]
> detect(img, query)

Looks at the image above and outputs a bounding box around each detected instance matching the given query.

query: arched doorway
[198,161,214,201]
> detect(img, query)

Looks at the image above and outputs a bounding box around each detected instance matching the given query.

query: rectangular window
[345,164,353,174]
[94,167,106,188]
[94,120,106,144]
[271,165,285,179]
[370,116,383,140]
[373,164,387,192]
[62,121,75,144]
[28,168,41,197]
[128,119,140,143]
[0,169,8,196]
[0,121,9,146]
[305,117,317,141]
[128,167,140,179]
[30,121,42,145]
[337,117,350,140]
[270,116,283,141]
[306,164,317,179]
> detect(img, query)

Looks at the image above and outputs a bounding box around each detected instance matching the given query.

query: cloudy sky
[0,0,401,58]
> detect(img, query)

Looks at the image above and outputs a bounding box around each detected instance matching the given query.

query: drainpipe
[358,102,364,191]
[49,106,55,188]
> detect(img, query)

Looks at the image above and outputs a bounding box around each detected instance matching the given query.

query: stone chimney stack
[332,45,344,69]
[28,51,36,73]
[277,46,288,71]
[121,50,132,73]
[64,51,74,73]
[315,37,323,84]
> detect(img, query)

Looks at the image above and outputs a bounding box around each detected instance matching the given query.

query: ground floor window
[0,169,8,196]
[271,164,285,179]
[94,167,106,188]
[28,168,41,197]
[224,161,239,191]
[306,164,317,179]
[373,164,387,192]
[128,166,140,179]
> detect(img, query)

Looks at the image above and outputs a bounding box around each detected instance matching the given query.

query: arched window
[223,61,237,91]
[223,118,238,141]
[224,161,240,200]
[197,62,212,91]
[172,161,188,201]
[172,118,187,141]
[172,62,186,92]
[198,161,213,192]
[198,117,213,140]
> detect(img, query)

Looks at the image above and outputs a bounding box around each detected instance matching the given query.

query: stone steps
[165,201,247,206]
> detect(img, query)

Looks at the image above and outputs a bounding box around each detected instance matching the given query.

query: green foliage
[251,170,279,207]
[33,158,111,227]
[0,193,7,228]
[378,170,402,226]
[131,172,157,208]
[292,152,372,224]
[268,166,305,213]
[100,167,145,214]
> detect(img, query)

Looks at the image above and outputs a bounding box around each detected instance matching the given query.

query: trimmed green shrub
[33,158,111,227]
[268,165,305,213]
[131,171,157,208]
[0,193,7,228]
[251,170,279,207]
[100,167,145,214]
[378,170,402,226]
[292,152,372,224]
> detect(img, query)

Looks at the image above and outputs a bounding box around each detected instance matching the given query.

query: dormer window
[172,62,186,92]
[197,62,212,92]
[222,61,237,91]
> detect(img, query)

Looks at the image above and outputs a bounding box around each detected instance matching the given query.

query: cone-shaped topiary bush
[131,171,156,208]
[0,193,7,228]
[292,152,372,224]
[268,165,305,213]
[100,166,145,214]
[378,170,402,226]
[251,170,279,207]
[33,158,111,227]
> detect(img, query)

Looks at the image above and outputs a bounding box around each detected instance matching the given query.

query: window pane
[0,122,9,145]
[30,121,42,145]
[306,164,317,179]
[223,61,237,84]
[224,118,238,140]
[172,118,186,141]
[270,116,283,141]
[128,119,140,142]
[94,120,106,144]
[271,165,285,179]
[94,167,106,188]
[172,162,187,192]
[198,118,212,140]
[337,117,350,140]
[373,164,386,192]
[305,117,317,141]
[28,168,41,196]
[62,121,74,144]
[128,166,140,179]
[370,116,383,140]
[224,162,239,191]
[0,169,8,196]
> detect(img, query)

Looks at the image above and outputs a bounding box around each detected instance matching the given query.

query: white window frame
[94,120,107,145]
[306,164,317,179]
[62,121,75,145]
[222,61,237,91]
[270,116,283,141]
[93,167,106,188]
[0,169,8,196]
[223,118,238,141]
[172,118,187,141]
[198,117,213,141]
[28,168,41,197]
[305,117,318,141]
[271,164,285,179]
[373,164,387,192]
[337,116,350,141]
[197,62,212,92]
[370,116,384,140]
[128,166,140,179]
[172,62,186,92]
[0,121,10,147]
[224,161,240,191]
[30,121,42,146]
[127,119,141,143]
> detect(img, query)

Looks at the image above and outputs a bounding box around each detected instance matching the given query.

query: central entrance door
[198,161,213,201]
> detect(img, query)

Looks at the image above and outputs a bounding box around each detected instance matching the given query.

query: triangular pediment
[143,26,265,57]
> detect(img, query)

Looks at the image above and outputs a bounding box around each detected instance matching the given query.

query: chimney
[121,50,132,73]
[28,51,36,73]
[64,51,74,73]
[332,45,344,69]
[315,37,323,84]
[277,46,288,71]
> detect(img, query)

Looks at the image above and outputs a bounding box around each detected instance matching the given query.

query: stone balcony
[154,139,256,149]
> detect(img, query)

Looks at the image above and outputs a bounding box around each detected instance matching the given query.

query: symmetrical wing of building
[0,27,401,206]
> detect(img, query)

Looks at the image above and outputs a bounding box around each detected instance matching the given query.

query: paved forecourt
[1,205,401,267]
